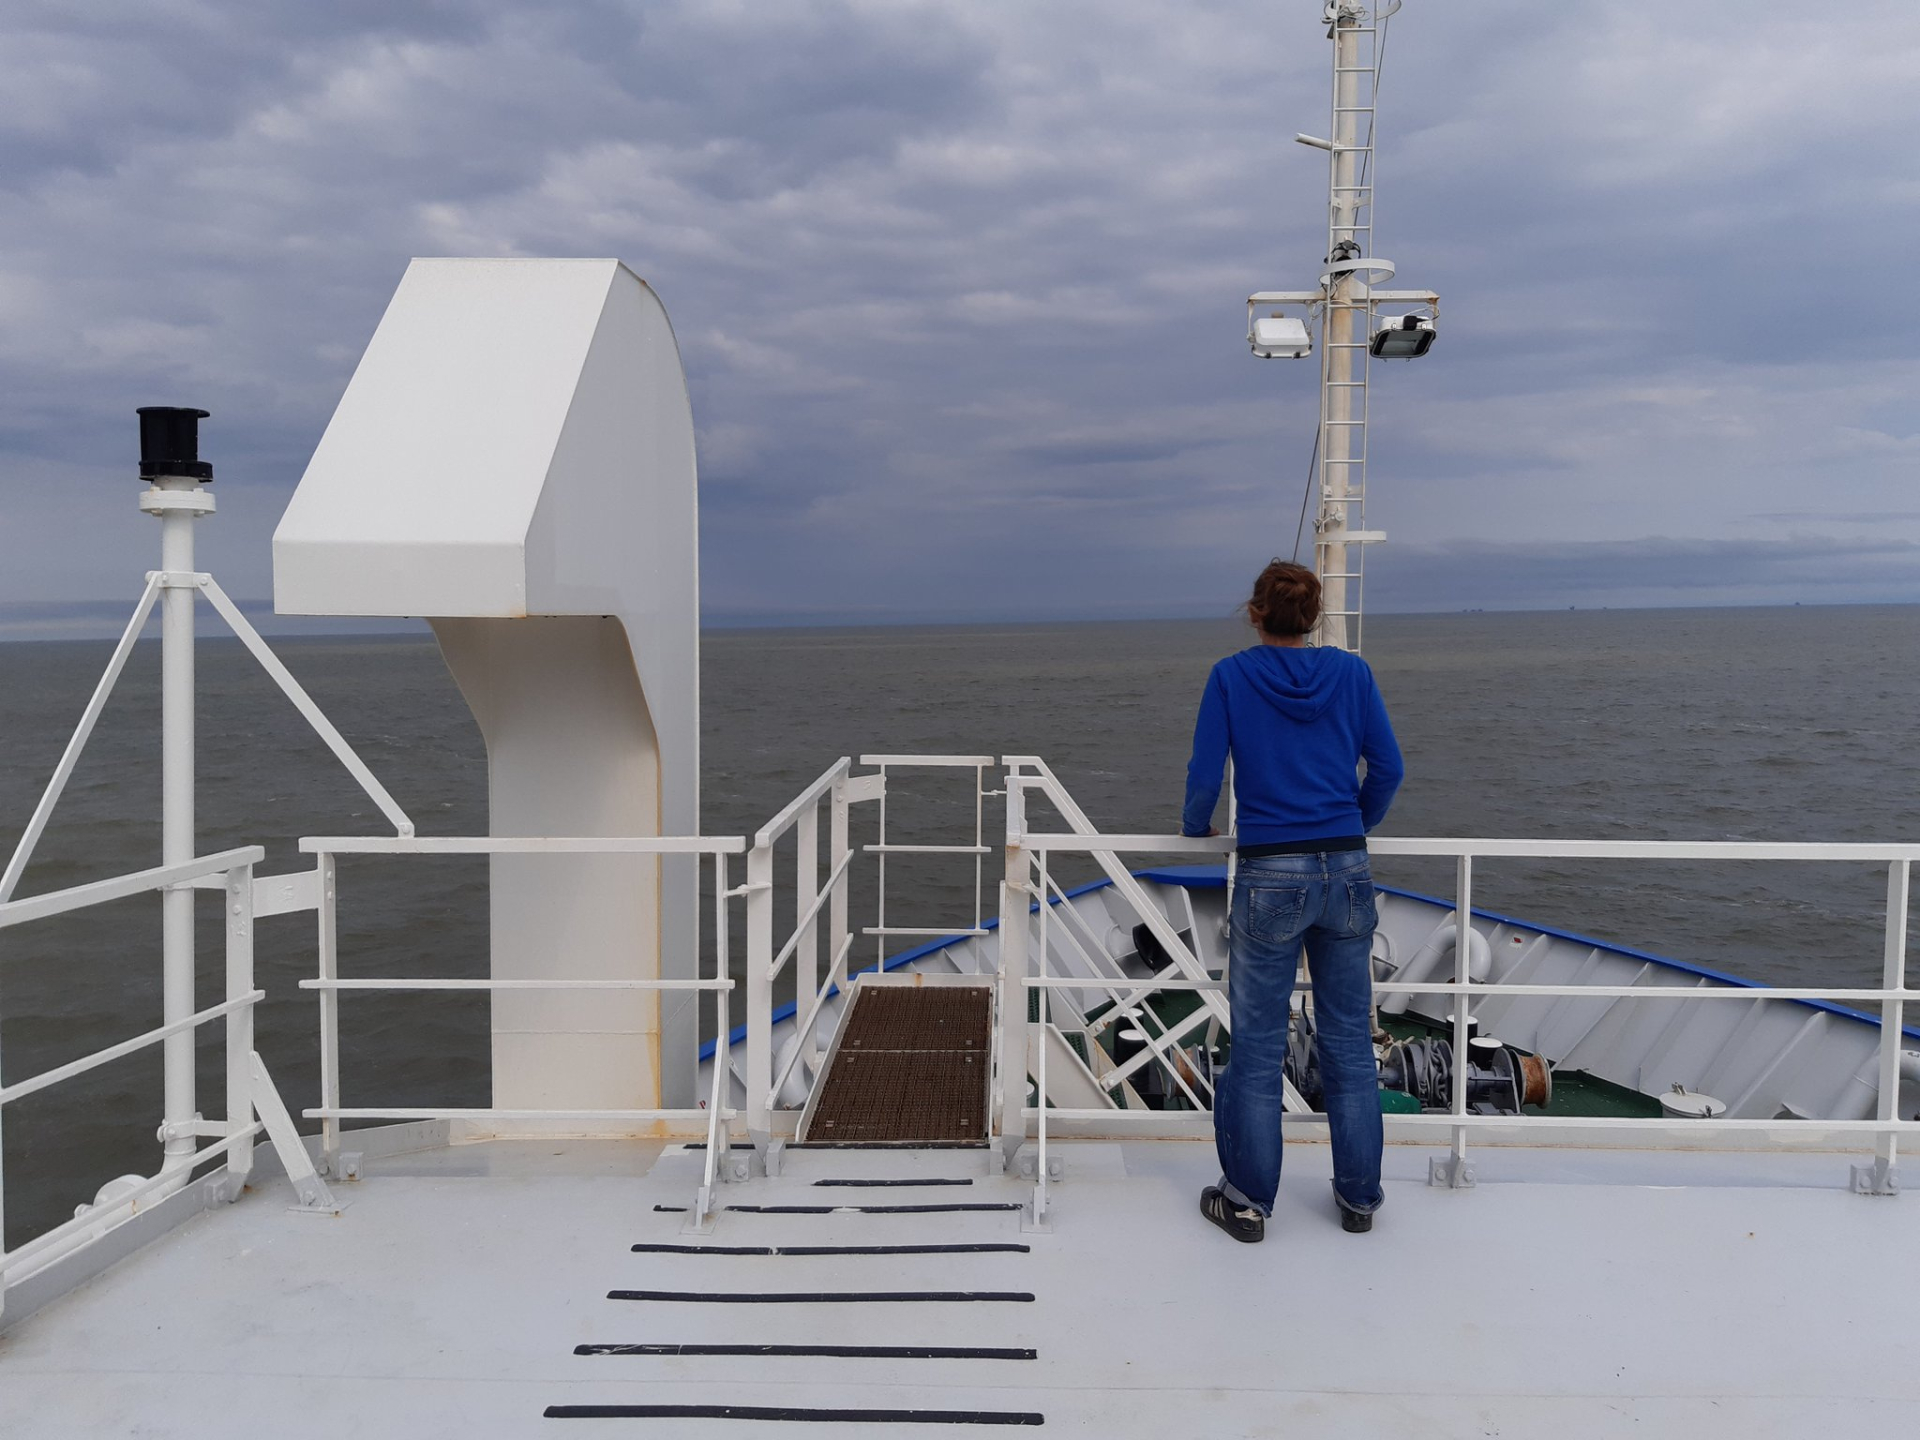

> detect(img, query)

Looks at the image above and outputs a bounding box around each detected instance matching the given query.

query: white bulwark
[274,258,702,1113]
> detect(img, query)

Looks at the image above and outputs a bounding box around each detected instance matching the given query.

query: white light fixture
[1369,312,1437,359]
[1250,313,1313,360]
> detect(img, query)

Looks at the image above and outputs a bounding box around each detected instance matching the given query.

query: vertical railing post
[874,763,889,972]
[1433,852,1476,1189]
[1033,843,1051,1225]
[713,850,735,1147]
[996,779,1031,1173]
[972,762,988,933]
[1860,858,1910,1195]
[224,861,256,1185]
[745,839,774,1152]
[316,851,341,1176]
[828,773,850,1066]
[796,802,819,1055]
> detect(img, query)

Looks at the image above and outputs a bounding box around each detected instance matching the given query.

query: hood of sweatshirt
[1223,644,1346,723]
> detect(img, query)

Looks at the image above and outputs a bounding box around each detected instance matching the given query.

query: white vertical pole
[1315,14,1366,652]
[973,763,987,933]
[1034,844,1050,1222]
[796,804,819,1046]
[828,775,850,1061]
[225,862,256,1184]
[745,840,774,1142]
[997,781,1031,1169]
[714,851,734,1145]
[1449,853,1473,1180]
[1876,860,1910,1183]
[874,765,889,972]
[158,484,198,1180]
[316,851,341,1174]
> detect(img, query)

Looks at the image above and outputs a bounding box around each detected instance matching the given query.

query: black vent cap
[137,406,212,481]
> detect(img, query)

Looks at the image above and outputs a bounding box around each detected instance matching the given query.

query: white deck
[4,1135,1916,1436]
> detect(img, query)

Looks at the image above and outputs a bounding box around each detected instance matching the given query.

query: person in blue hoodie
[1184,559,1404,1242]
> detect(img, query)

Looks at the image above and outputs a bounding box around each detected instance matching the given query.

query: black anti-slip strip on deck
[811,1177,973,1187]
[726,1201,1022,1214]
[573,1343,1037,1360]
[630,1241,1031,1256]
[606,1289,1035,1303]
[545,1404,1044,1425]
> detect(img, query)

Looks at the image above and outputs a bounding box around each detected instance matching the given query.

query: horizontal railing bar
[1375,982,1920,1002]
[1014,832,1920,862]
[0,992,265,1105]
[0,847,267,930]
[1026,976,1920,1003]
[861,926,992,938]
[1371,838,1920,861]
[0,1124,266,1277]
[1014,835,1233,855]
[1024,1107,1920,1136]
[1358,1113,1920,1134]
[298,978,734,992]
[304,1108,715,1122]
[859,755,995,767]
[299,835,746,856]
[753,758,852,848]
[1026,977,1222,991]
[863,844,991,855]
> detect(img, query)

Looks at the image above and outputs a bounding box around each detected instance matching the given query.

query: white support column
[153,481,207,1183]
[1859,860,1910,1195]
[996,781,1032,1171]
[744,841,774,1152]
[1433,852,1476,1189]
[1316,11,1367,652]
[827,775,850,1064]
[224,862,257,1186]
[315,852,341,1175]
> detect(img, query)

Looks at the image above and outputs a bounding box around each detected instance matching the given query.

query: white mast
[1315,2,1379,653]
[1247,0,1435,654]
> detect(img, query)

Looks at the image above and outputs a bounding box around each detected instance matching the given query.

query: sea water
[3,604,1917,1245]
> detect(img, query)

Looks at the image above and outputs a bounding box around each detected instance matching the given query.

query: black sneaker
[1199,1186,1265,1243]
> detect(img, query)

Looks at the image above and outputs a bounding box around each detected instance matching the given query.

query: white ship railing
[0,845,333,1316]
[295,834,744,1224]
[743,755,996,1142]
[1004,813,1919,1220]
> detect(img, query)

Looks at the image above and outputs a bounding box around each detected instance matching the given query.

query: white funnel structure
[275,258,700,1114]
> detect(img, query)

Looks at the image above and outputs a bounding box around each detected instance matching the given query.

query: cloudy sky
[1,0,1916,636]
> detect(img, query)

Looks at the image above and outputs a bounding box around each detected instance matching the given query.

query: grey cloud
[0,1,1916,632]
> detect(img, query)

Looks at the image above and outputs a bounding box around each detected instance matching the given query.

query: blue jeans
[1214,850,1385,1218]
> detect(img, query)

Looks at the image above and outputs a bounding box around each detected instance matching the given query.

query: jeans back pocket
[1242,884,1309,944]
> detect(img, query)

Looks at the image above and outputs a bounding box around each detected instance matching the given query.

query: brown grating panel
[808,986,994,1143]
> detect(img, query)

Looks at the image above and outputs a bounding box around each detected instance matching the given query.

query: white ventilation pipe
[1378,921,1493,1015]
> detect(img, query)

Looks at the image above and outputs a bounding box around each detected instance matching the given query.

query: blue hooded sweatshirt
[1182,645,1404,845]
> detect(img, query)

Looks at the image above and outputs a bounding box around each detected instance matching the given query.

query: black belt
[1237,835,1366,858]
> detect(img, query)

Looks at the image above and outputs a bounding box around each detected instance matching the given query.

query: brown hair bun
[1246,559,1320,638]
